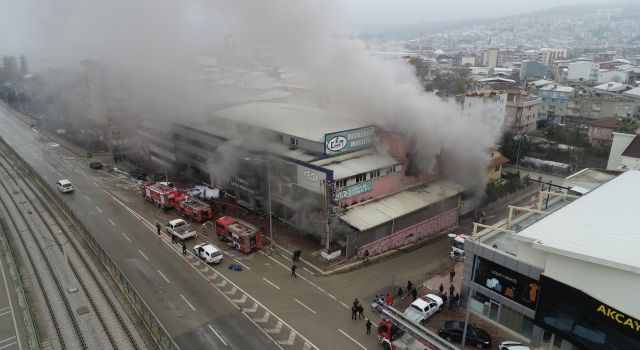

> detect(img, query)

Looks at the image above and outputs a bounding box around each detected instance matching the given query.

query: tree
[499,132,531,163]
[615,117,638,134]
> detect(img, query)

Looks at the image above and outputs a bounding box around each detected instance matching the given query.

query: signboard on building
[535,275,640,350]
[231,176,255,194]
[472,256,540,310]
[296,164,326,194]
[335,181,372,200]
[324,126,375,156]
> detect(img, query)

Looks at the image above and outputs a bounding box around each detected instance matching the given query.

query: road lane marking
[0,336,16,344]
[0,342,17,350]
[0,249,22,350]
[262,277,280,290]
[208,325,228,346]
[83,195,90,201]
[138,250,149,261]
[338,329,367,350]
[121,232,131,242]
[294,298,316,314]
[0,311,11,317]
[95,206,103,213]
[108,218,116,226]
[157,270,170,283]
[233,258,250,270]
[102,189,319,350]
[339,301,350,309]
[316,286,337,300]
[180,294,196,311]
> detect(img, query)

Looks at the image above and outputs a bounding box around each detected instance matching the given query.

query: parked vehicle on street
[450,234,467,261]
[129,168,148,180]
[438,320,491,349]
[193,243,223,264]
[56,179,74,193]
[498,341,531,350]
[166,219,197,241]
[215,216,261,254]
[89,161,103,169]
[178,198,213,223]
[403,294,443,324]
[141,181,185,209]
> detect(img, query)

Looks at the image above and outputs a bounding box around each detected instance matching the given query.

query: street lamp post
[245,157,273,249]
[515,132,526,172]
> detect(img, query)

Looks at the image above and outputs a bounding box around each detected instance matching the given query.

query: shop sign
[472,256,540,310]
[335,181,372,200]
[231,176,255,194]
[324,126,375,155]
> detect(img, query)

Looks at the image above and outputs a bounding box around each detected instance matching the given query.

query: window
[369,169,380,178]
[290,138,298,146]
[335,179,347,188]
[355,174,367,183]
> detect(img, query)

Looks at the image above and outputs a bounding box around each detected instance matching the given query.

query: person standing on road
[439,283,444,295]
[411,287,418,301]
[407,280,413,293]
[449,283,455,298]
[397,287,403,299]
[156,223,161,237]
[351,306,357,320]
[353,298,360,308]
[450,269,456,283]
[291,264,297,278]
[182,241,187,255]
[171,233,176,244]
[385,293,393,305]
[357,304,364,319]
[365,319,372,334]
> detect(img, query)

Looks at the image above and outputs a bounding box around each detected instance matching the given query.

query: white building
[597,69,628,84]
[607,132,640,170]
[566,62,599,83]
[455,91,507,128]
[461,170,639,349]
[505,92,541,133]
[483,48,499,69]
[538,48,568,66]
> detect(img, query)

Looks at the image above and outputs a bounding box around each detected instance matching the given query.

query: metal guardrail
[0,136,179,350]
[0,223,41,349]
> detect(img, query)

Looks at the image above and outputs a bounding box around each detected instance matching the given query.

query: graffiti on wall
[356,208,459,258]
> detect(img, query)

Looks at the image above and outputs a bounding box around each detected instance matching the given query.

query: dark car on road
[128,168,148,180]
[89,161,103,169]
[438,320,491,348]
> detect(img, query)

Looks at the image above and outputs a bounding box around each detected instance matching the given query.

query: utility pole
[321,180,335,252]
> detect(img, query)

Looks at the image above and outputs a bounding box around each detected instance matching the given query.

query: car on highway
[403,293,443,324]
[498,341,531,350]
[438,320,491,348]
[193,243,223,264]
[56,179,74,193]
[89,161,103,169]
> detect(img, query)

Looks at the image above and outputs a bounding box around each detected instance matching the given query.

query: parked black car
[128,168,148,180]
[438,320,491,348]
[89,161,103,170]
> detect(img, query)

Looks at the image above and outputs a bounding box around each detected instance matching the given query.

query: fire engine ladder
[371,300,458,350]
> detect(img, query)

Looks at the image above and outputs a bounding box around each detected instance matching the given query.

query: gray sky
[342,0,603,27]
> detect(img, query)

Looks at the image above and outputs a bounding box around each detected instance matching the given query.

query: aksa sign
[335,181,372,200]
[324,126,375,155]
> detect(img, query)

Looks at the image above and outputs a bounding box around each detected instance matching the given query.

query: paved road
[0,246,24,350]
[0,104,453,349]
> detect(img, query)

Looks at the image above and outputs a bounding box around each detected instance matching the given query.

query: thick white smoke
[2,0,504,197]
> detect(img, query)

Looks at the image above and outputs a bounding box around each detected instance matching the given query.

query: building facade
[537,84,575,123]
[566,62,599,84]
[505,92,541,133]
[519,60,547,80]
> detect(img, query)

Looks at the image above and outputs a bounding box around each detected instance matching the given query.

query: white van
[56,179,74,193]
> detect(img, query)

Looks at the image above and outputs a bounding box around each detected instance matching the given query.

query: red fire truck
[178,198,213,223]
[215,216,261,254]
[140,181,185,209]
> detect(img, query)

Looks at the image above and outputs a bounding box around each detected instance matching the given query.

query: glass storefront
[471,291,535,339]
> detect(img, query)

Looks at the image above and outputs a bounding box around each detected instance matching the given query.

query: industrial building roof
[623,87,640,98]
[563,168,621,193]
[316,153,400,180]
[593,82,629,93]
[539,84,575,93]
[339,179,464,232]
[516,170,640,273]
[213,102,370,142]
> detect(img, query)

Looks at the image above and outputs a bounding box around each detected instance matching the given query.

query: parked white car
[193,243,223,264]
[56,179,74,193]
[498,341,531,350]
[403,294,443,324]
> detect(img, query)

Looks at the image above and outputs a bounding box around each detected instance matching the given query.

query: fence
[480,183,538,213]
[0,136,178,350]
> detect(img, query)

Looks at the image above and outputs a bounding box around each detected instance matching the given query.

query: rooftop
[515,170,640,274]
[539,84,575,93]
[589,117,619,129]
[563,168,621,193]
[339,179,464,232]
[593,82,629,93]
[313,152,400,180]
[212,102,370,143]
[621,135,640,159]
[623,87,640,98]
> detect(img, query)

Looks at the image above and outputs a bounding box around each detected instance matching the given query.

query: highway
[0,104,453,349]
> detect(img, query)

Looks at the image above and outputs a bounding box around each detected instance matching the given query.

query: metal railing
[0,136,178,350]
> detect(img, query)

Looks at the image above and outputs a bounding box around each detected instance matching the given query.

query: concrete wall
[621,155,640,170]
[607,132,636,170]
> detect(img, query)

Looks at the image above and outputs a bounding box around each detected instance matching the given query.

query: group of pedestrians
[350,298,373,335]
[157,222,187,255]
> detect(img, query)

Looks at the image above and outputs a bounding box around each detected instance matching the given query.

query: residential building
[537,84,575,123]
[607,132,640,170]
[462,170,639,350]
[139,102,463,257]
[566,62,599,84]
[597,69,628,84]
[622,87,640,116]
[461,55,477,66]
[538,47,568,66]
[519,60,547,80]
[587,117,638,148]
[455,91,507,128]
[505,92,541,133]
[592,82,630,95]
[487,150,509,183]
[483,48,499,69]
[569,95,636,122]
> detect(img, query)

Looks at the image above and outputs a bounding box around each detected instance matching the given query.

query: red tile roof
[622,135,640,158]
[589,117,619,129]
[488,155,510,168]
